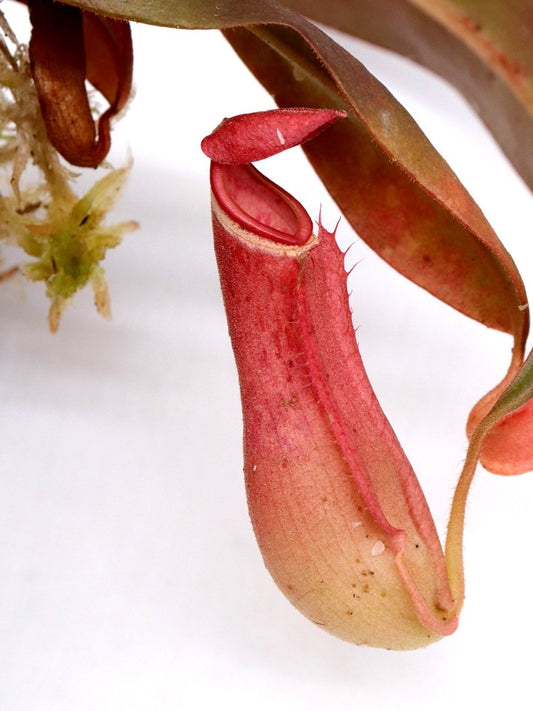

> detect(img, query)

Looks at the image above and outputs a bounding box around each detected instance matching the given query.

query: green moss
[0,6,135,331]
[20,165,137,331]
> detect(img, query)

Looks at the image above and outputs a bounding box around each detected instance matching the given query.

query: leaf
[27,0,132,167]
[280,0,533,193]
[60,0,528,356]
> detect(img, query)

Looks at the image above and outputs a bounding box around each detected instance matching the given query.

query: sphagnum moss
[0,6,135,331]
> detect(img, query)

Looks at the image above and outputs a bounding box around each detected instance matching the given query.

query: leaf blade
[281,0,533,193]
[58,0,529,348]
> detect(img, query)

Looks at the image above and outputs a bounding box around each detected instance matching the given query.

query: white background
[2,4,533,709]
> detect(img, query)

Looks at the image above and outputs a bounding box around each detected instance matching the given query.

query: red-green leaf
[60,0,529,356]
[281,0,533,193]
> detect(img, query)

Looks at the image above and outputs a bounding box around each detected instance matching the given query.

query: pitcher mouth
[210,162,313,247]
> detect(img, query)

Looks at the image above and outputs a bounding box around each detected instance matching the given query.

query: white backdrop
[2,7,533,709]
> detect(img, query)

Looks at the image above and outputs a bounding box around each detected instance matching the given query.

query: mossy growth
[0,8,136,331]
